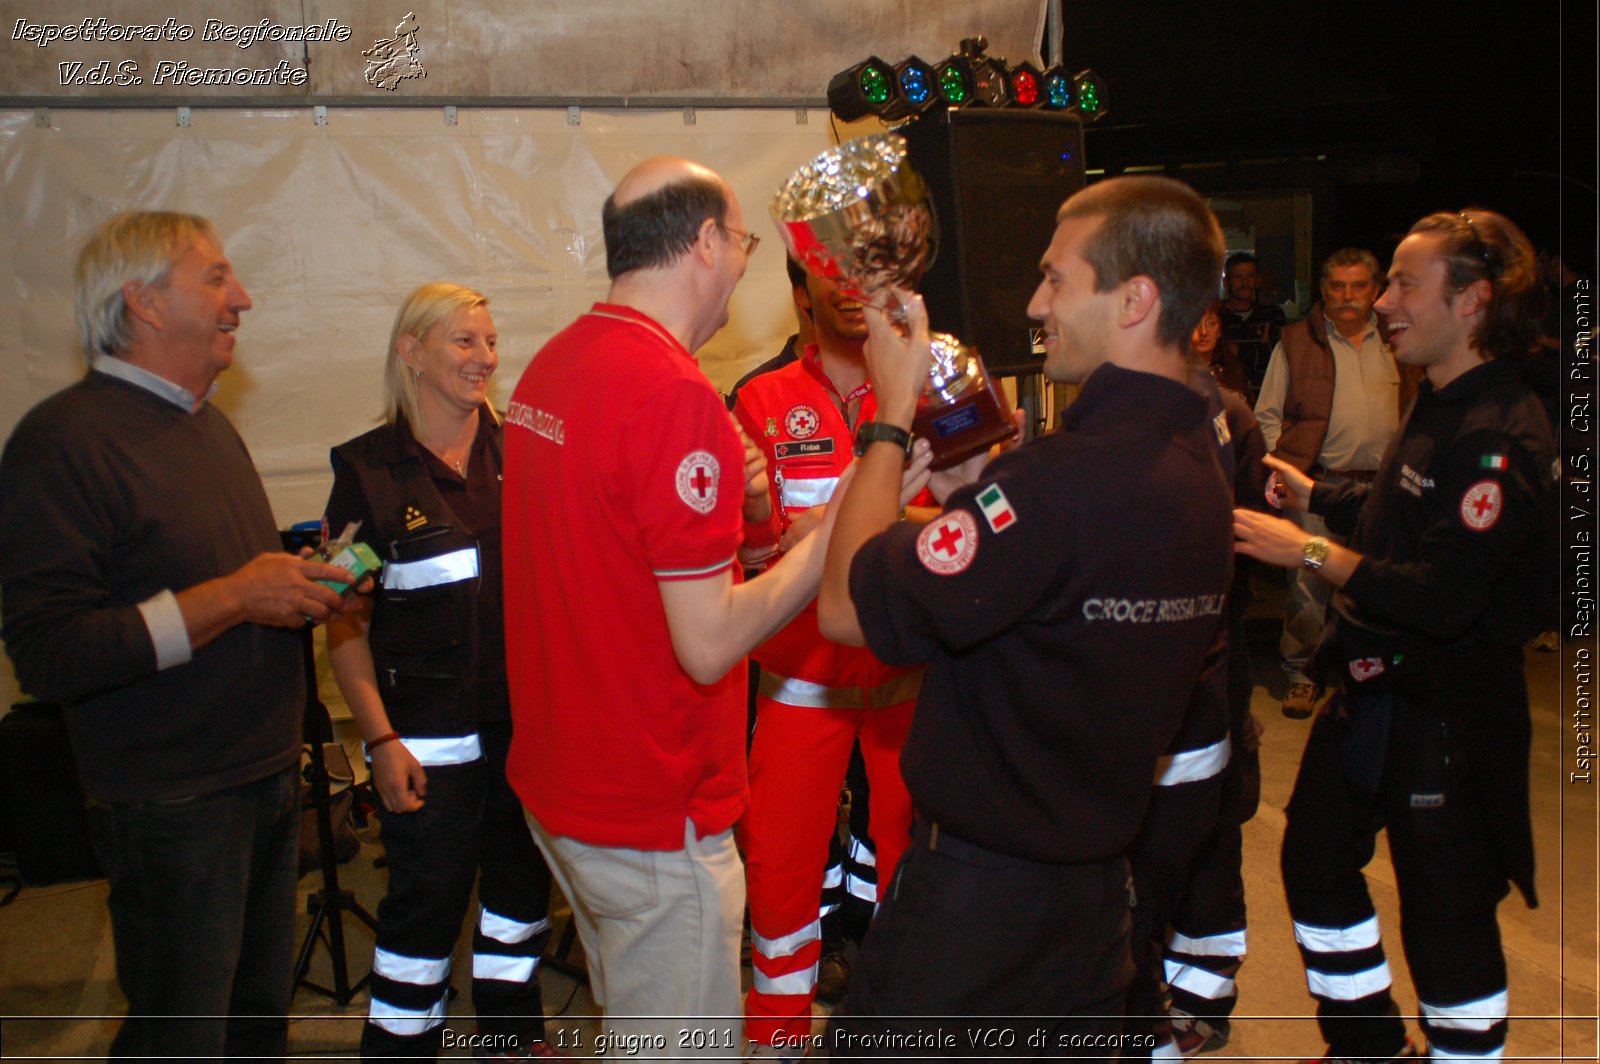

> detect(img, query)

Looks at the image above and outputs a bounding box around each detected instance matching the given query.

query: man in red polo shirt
[501,156,902,1055]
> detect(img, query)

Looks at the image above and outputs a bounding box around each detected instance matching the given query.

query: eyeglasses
[720,224,761,256]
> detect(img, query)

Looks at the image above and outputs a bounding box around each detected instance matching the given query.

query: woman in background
[1193,301,1254,404]
[324,283,554,1059]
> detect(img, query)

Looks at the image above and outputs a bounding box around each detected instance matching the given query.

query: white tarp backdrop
[0,3,1050,707]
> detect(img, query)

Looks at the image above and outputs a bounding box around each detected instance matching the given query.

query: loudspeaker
[0,703,101,884]
[902,109,1087,375]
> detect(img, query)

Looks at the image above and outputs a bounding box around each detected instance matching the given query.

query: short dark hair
[785,254,808,291]
[1057,176,1226,349]
[1224,252,1258,274]
[601,175,729,280]
[1408,208,1546,359]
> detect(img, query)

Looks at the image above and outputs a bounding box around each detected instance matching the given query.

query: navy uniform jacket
[850,364,1234,864]
[1311,355,1557,903]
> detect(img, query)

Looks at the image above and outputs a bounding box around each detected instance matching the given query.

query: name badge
[775,438,836,461]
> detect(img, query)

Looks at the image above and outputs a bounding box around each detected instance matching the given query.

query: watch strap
[853,421,912,457]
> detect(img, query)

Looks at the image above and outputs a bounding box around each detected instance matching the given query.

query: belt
[913,816,1004,863]
[912,817,1122,873]
[758,669,922,710]
[1320,467,1379,484]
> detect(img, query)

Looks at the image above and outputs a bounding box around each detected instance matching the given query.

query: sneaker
[1298,1035,1421,1064]
[1533,629,1559,652]
[1282,681,1323,719]
[816,950,851,1004]
[1170,1010,1228,1057]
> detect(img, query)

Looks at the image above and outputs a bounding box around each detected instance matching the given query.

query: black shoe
[815,951,850,1004]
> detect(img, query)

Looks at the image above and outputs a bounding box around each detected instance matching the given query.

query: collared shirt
[88,356,211,668]
[1255,313,1399,472]
[91,353,217,412]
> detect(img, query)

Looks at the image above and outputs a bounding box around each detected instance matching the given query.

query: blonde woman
[323,283,554,1059]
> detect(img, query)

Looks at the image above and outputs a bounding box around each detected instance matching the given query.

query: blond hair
[382,282,497,436]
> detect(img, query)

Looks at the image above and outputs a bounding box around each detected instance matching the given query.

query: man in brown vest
[1254,248,1420,718]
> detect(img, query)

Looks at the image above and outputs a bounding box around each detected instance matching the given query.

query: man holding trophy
[813,173,1235,1053]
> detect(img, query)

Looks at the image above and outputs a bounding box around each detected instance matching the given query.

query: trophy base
[913,369,1017,471]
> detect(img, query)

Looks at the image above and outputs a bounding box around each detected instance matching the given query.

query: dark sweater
[0,372,302,801]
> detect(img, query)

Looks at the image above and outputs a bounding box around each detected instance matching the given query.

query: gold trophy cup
[771,134,1016,469]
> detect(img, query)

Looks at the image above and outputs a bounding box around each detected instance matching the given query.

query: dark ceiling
[1057,1,1593,264]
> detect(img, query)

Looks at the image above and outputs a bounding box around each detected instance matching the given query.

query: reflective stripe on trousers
[369,947,450,1035]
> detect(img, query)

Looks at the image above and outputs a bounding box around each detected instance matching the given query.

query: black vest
[330,420,500,740]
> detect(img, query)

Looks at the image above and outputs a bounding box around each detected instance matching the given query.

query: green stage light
[826,56,901,121]
[932,56,974,106]
[1074,68,1108,122]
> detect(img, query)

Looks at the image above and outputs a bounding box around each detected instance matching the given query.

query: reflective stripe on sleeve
[382,547,479,590]
[1154,736,1231,786]
[366,733,482,767]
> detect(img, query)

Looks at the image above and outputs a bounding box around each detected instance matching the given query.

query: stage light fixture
[932,56,974,106]
[893,57,938,114]
[1008,62,1045,108]
[970,58,1010,106]
[954,35,1010,107]
[1074,68,1108,122]
[1042,66,1075,110]
[827,56,900,121]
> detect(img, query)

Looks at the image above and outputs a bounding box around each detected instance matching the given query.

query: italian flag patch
[976,483,1017,533]
[1480,454,1509,470]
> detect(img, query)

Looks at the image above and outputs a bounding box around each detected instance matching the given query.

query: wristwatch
[1301,536,1331,571]
[853,421,913,458]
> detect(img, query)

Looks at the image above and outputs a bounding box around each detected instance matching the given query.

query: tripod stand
[290,618,378,1005]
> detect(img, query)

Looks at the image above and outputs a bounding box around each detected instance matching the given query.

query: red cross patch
[1459,479,1503,531]
[675,450,720,515]
[784,405,821,439]
[915,510,980,575]
[1349,657,1386,682]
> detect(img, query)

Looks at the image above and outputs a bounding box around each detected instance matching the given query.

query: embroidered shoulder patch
[1459,479,1503,531]
[675,451,720,514]
[916,511,980,575]
[975,483,1017,533]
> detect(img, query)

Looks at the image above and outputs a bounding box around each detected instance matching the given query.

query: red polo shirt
[502,304,747,849]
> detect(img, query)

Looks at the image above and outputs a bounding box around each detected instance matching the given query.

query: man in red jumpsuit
[733,259,932,1050]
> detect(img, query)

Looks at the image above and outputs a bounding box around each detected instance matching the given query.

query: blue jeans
[86,763,301,1060]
